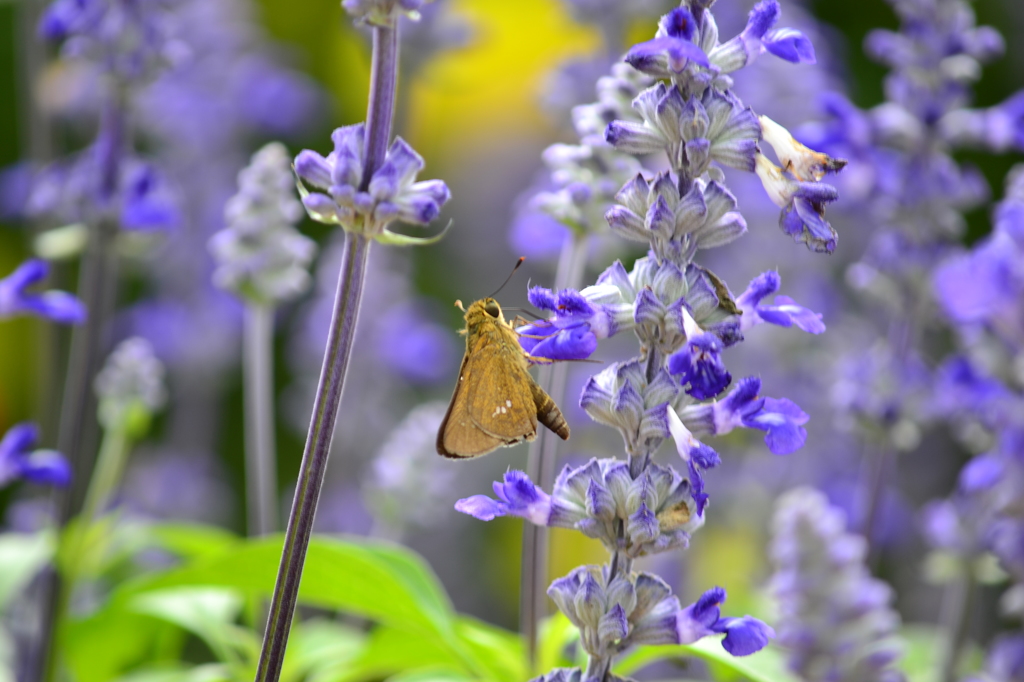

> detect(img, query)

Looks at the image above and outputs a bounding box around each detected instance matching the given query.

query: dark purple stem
[253,22,397,682]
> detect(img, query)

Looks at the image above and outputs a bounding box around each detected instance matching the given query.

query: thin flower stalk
[257,0,451,671]
[244,303,278,535]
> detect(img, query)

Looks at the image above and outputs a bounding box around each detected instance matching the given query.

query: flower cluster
[770,488,906,682]
[209,142,317,305]
[457,461,702,556]
[0,423,71,490]
[295,125,451,244]
[0,259,85,324]
[94,337,167,432]
[549,568,772,659]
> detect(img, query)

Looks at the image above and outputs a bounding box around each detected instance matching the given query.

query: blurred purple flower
[0,259,85,324]
[0,423,71,489]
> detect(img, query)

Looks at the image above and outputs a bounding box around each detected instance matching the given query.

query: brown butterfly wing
[436,351,506,458]
[437,323,538,458]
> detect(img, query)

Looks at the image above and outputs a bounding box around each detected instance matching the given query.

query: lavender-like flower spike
[94,337,167,432]
[0,423,71,489]
[209,142,317,305]
[0,259,86,324]
[770,488,906,682]
[295,126,451,245]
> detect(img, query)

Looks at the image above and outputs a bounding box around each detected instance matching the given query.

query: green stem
[79,427,131,523]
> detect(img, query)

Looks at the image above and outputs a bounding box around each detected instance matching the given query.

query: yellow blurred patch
[688,523,766,615]
[405,0,600,160]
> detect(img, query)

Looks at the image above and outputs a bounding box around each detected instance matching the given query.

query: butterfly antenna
[503,307,544,320]
[487,257,526,298]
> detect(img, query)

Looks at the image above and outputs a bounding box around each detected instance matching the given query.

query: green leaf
[64,606,173,682]
[376,220,452,247]
[0,532,54,613]
[114,536,455,638]
[453,616,526,682]
[328,626,464,682]
[280,620,365,682]
[614,639,799,682]
[385,667,476,682]
[128,587,254,667]
[147,524,240,563]
[113,663,233,682]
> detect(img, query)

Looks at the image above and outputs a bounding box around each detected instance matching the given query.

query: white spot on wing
[505,400,512,407]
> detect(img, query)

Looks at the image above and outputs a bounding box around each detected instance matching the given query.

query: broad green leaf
[454,616,526,682]
[113,663,233,682]
[385,666,476,682]
[0,532,53,613]
[327,626,465,682]
[148,524,239,562]
[113,536,455,639]
[128,587,253,666]
[281,620,365,682]
[64,606,173,682]
[614,639,798,682]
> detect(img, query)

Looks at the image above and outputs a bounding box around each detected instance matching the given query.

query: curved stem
[254,20,397,682]
[244,302,278,536]
[253,232,371,682]
[520,233,588,667]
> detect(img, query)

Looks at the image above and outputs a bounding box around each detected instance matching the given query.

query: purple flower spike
[668,333,732,400]
[0,422,71,489]
[455,470,553,526]
[0,259,86,325]
[737,271,825,333]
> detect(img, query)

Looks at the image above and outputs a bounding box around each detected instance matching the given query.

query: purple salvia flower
[736,271,825,334]
[625,8,710,79]
[770,488,906,682]
[0,423,71,489]
[455,470,555,526]
[0,259,86,324]
[754,152,840,253]
[710,0,816,73]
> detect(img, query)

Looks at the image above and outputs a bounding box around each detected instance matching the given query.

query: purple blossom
[755,153,839,253]
[736,271,825,333]
[455,470,554,526]
[667,406,721,516]
[0,423,72,489]
[667,332,731,400]
[676,587,774,656]
[0,259,86,324]
[625,8,709,78]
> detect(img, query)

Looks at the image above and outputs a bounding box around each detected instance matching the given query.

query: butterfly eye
[484,301,501,318]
